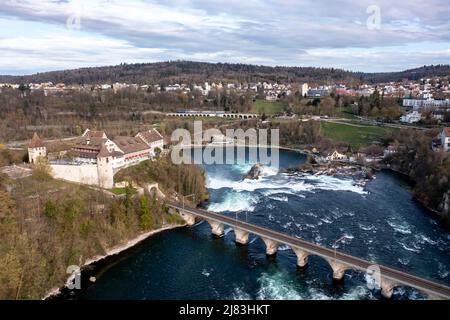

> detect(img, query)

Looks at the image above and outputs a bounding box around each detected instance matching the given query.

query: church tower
[97,143,114,189]
[28,132,46,164]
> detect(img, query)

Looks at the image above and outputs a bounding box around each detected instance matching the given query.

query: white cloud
[0,0,449,74]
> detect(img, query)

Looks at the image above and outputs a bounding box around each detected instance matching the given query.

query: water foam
[256,272,304,300]
[201,269,211,277]
[438,262,449,279]
[230,287,252,300]
[387,219,412,235]
[400,243,421,253]
[268,194,289,202]
[359,223,376,231]
[207,191,257,213]
[416,234,437,245]
[206,171,367,197]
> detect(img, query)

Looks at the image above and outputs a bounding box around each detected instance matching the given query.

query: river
[77,148,450,300]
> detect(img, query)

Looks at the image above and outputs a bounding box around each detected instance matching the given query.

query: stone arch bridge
[166,201,450,300]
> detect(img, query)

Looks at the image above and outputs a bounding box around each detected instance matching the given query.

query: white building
[383,145,398,158]
[441,128,450,152]
[403,99,450,110]
[300,83,309,97]
[400,111,422,123]
[136,129,164,156]
[28,128,164,189]
[326,150,347,161]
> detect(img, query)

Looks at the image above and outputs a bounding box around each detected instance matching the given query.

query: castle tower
[28,132,46,164]
[97,144,114,189]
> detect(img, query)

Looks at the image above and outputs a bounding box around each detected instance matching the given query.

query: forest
[0,155,207,299]
[383,129,450,225]
[2,61,450,85]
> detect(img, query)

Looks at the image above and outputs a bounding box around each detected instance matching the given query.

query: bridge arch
[291,247,310,268]
[233,228,250,245]
[325,258,353,281]
[261,237,278,255]
[378,280,431,299]
[206,219,225,237]
[299,253,354,282]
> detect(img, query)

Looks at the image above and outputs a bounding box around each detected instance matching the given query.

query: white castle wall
[50,164,100,186]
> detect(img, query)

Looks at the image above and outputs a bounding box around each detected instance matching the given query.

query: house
[400,111,422,123]
[136,128,164,156]
[431,110,446,121]
[403,99,450,110]
[441,128,450,152]
[383,145,398,158]
[307,88,329,98]
[326,150,347,161]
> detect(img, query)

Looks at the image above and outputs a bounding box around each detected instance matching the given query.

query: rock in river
[244,163,263,180]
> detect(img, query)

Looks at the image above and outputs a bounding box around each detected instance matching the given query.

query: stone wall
[50,164,99,186]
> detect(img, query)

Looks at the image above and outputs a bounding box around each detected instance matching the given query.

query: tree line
[3,61,449,85]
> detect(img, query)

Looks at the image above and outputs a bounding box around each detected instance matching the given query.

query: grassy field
[336,106,358,119]
[253,99,286,116]
[321,121,394,148]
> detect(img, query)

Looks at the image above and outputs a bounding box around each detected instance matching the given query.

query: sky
[0,0,450,75]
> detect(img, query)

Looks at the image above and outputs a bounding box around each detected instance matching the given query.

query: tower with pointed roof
[28,132,46,164]
[96,143,114,188]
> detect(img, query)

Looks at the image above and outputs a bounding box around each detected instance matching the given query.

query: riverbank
[43,222,186,300]
[379,166,450,229]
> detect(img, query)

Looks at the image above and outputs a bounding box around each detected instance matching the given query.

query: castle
[28,128,164,189]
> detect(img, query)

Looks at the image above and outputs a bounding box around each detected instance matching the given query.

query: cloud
[0,0,449,74]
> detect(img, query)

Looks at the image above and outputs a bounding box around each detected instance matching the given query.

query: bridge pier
[262,237,278,256]
[380,278,398,299]
[292,248,309,268]
[207,220,224,237]
[327,260,349,281]
[234,228,249,245]
[179,211,196,226]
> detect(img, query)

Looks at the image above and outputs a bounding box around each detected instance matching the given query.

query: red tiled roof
[28,132,44,148]
[137,129,163,145]
[83,129,107,139]
[113,136,150,154]
[73,136,107,149]
[97,144,112,158]
[89,131,106,138]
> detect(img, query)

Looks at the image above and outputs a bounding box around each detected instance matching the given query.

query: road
[167,200,450,300]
